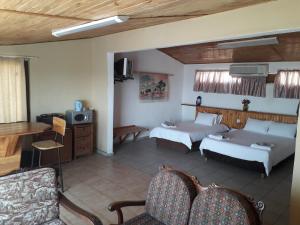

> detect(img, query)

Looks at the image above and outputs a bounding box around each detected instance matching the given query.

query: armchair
[108,166,264,225]
[0,167,102,225]
[108,166,198,225]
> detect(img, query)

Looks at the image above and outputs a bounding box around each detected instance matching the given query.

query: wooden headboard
[196,106,298,129]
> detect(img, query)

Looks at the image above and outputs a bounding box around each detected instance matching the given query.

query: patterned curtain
[194,70,266,97]
[193,71,232,93]
[274,70,300,99]
[0,58,27,123]
[231,77,266,97]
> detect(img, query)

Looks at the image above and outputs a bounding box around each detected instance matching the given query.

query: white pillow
[243,118,271,134]
[267,122,297,138]
[195,113,217,126]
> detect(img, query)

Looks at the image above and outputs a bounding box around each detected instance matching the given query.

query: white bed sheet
[149,121,228,149]
[199,130,295,175]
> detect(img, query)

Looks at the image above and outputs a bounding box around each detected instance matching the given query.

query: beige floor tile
[59,138,293,225]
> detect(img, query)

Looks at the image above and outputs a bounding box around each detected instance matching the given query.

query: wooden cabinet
[73,124,93,158]
[33,128,73,166]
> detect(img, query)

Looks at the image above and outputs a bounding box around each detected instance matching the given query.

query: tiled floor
[61,138,294,225]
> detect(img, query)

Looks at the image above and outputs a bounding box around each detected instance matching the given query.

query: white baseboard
[96,149,114,157]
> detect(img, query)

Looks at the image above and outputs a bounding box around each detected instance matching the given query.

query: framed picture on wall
[139,72,169,101]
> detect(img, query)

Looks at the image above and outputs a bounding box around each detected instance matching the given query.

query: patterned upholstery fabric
[0,168,59,225]
[145,170,197,225]
[42,219,66,225]
[122,213,165,225]
[188,187,256,225]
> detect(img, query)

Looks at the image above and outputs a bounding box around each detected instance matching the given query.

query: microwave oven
[66,110,93,125]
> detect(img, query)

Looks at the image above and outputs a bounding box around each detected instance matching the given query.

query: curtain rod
[0,54,38,60]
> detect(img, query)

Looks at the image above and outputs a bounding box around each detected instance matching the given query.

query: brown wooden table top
[0,122,51,138]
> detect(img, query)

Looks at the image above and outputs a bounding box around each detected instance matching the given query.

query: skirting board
[96,149,114,157]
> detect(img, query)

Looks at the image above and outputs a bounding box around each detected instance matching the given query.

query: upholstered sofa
[108,166,264,225]
[0,167,102,225]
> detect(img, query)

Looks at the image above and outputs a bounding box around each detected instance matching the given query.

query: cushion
[145,170,197,225]
[267,122,297,138]
[42,219,66,225]
[188,187,259,225]
[122,213,165,225]
[195,113,218,126]
[0,168,59,225]
[243,118,271,134]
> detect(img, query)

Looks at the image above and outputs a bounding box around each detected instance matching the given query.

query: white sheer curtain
[0,58,27,123]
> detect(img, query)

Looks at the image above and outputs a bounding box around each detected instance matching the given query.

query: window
[0,58,27,123]
[274,70,300,98]
[194,70,266,97]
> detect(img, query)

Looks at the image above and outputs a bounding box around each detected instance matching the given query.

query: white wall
[90,0,300,154]
[1,0,299,222]
[182,62,300,120]
[114,50,183,135]
[0,40,92,121]
[114,50,300,131]
[0,0,298,156]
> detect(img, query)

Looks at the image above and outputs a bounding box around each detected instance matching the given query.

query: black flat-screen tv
[114,58,133,81]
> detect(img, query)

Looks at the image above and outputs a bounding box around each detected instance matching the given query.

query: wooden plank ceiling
[159,32,300,64]
[0,0,271,45]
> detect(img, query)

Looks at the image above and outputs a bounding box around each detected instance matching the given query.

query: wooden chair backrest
[53,117,66,136]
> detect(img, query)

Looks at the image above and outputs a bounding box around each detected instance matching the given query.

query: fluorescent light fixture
[217,37,279,49]
[52,16,129,37]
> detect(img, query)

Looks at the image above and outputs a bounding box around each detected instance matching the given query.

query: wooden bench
[113,125,148,144]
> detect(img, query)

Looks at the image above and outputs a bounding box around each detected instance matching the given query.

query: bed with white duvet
[200,118,296,176]
[150,112,228,150]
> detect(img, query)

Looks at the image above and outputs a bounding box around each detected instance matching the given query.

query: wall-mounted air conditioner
[230,64,269,77]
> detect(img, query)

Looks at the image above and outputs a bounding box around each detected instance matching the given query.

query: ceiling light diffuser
[217,37,279,49]
[52,16,129,37]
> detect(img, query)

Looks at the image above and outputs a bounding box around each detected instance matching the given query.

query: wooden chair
[32,117,66,192]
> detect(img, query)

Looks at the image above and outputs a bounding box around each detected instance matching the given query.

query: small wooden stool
[32,117,66,192]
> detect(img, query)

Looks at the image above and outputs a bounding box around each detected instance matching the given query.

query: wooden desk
[0,122,50,175]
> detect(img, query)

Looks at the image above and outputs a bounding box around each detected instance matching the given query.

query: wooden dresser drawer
[73,123,94,158]
[75,136,92,155]
[74,125,92,137]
